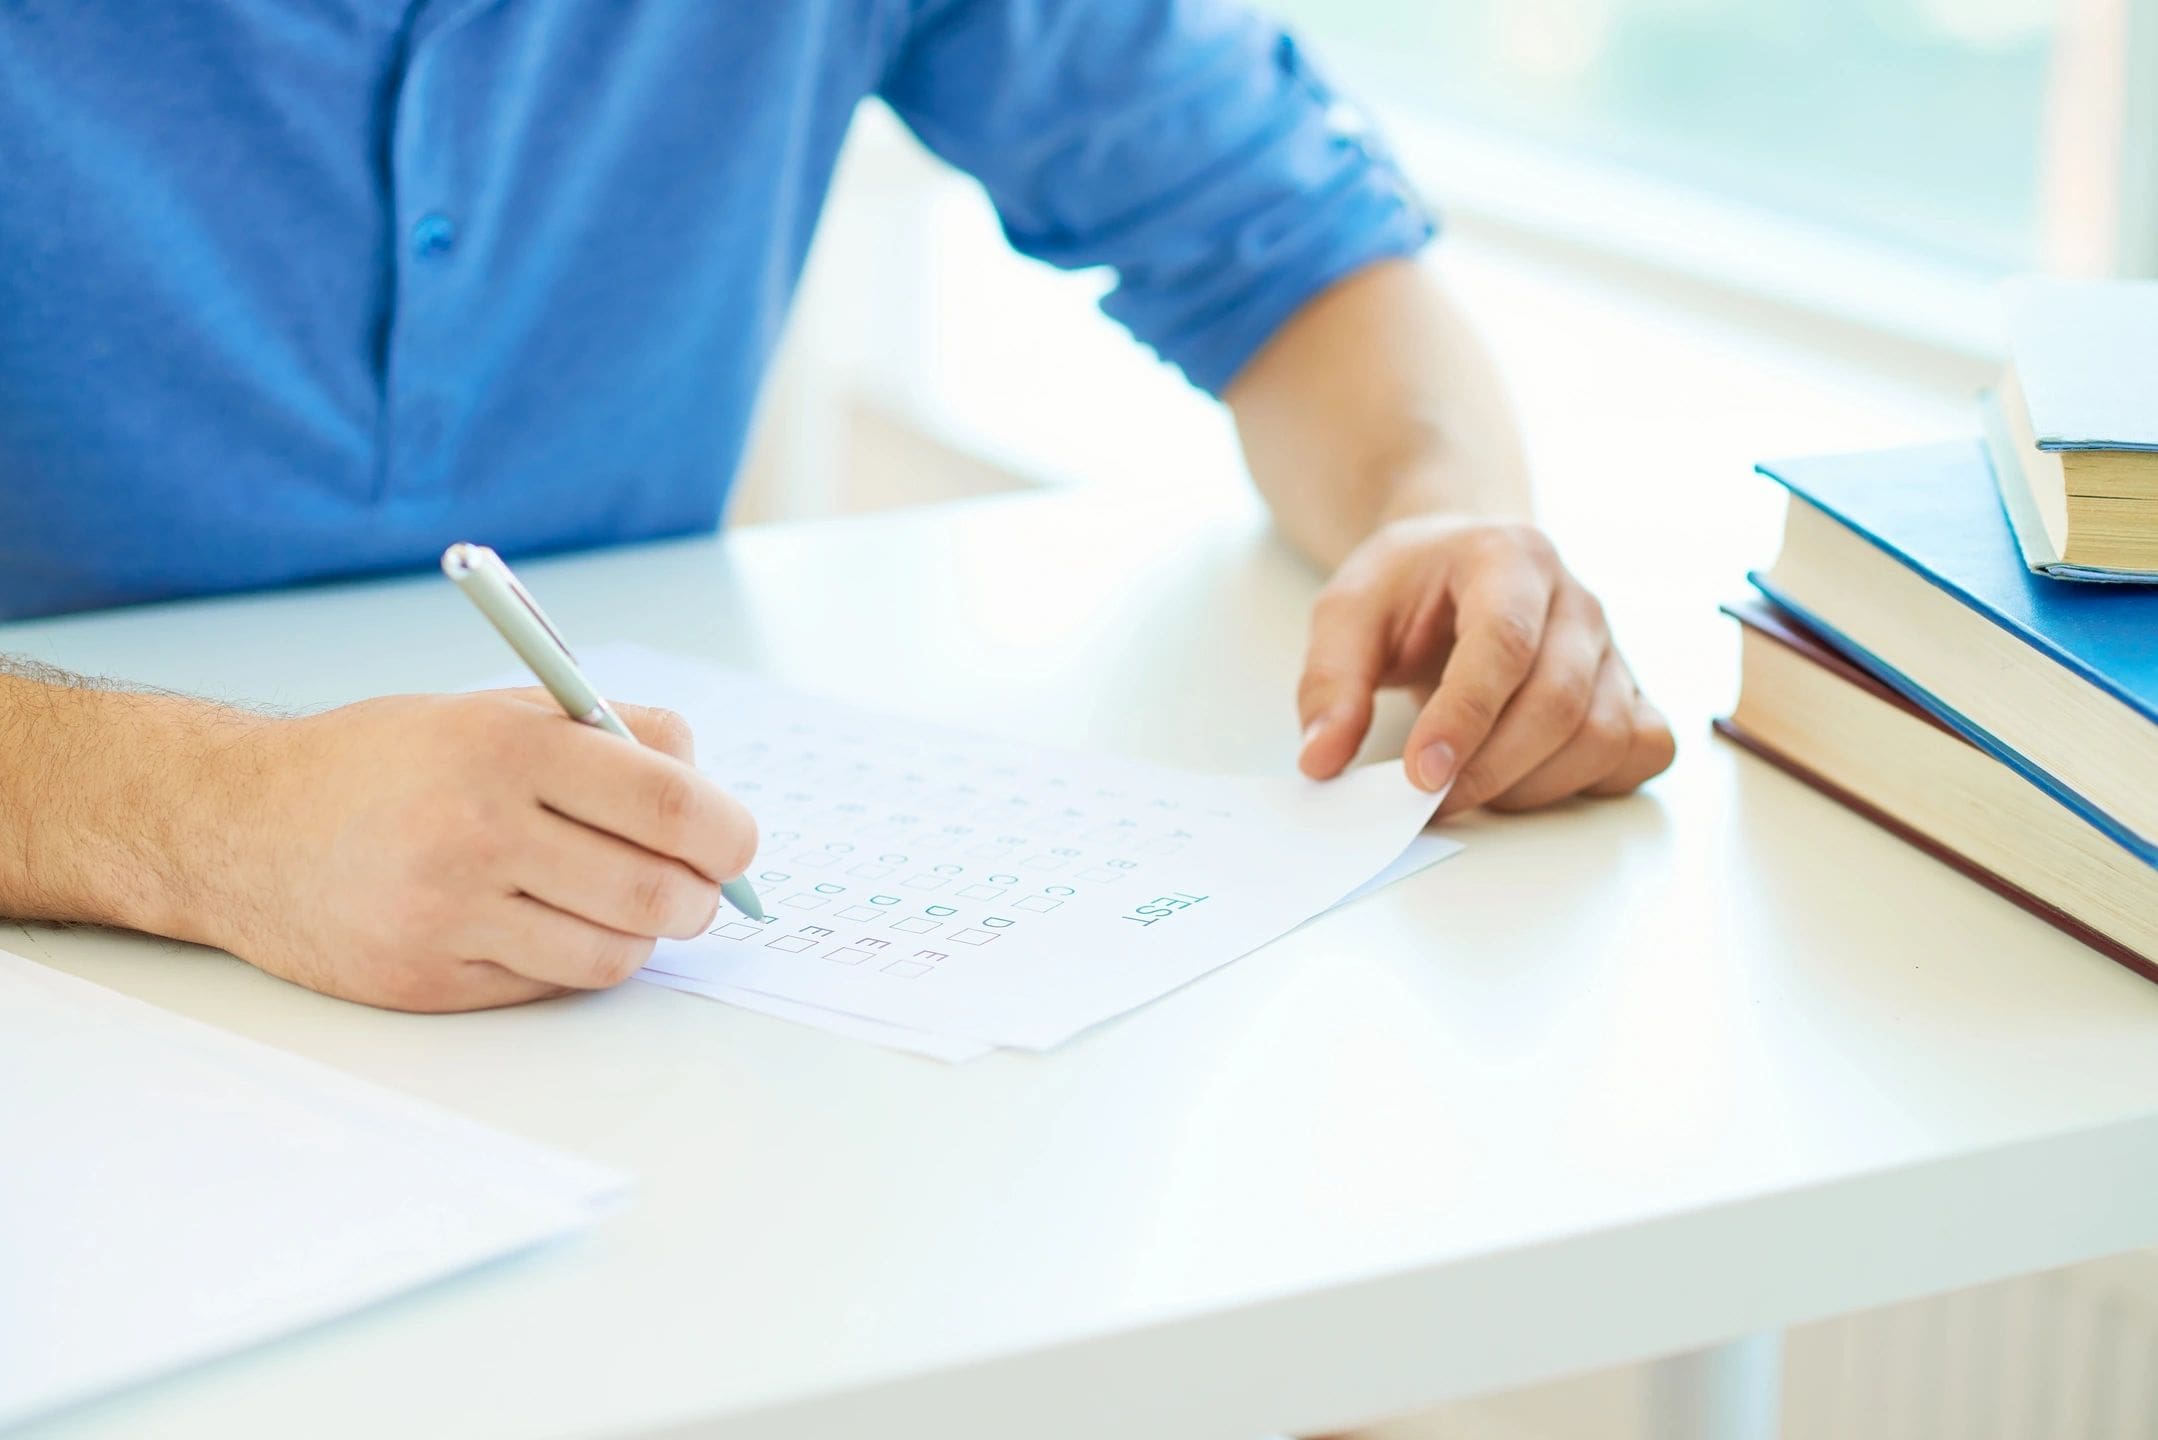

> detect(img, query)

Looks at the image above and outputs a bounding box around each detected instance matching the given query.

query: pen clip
[495,558,577,662]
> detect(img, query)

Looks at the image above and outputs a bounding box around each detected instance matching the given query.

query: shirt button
[410,213,457,259]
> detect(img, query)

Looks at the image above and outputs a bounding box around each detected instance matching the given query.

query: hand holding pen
[443,543,766,922]
[147,548,764,1013]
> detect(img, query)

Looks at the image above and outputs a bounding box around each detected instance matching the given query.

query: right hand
[201,689,758,1012]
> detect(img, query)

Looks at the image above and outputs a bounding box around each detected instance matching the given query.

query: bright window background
[1267,0,2058,270]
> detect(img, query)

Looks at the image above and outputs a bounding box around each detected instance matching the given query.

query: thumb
[1296,585,1390,779]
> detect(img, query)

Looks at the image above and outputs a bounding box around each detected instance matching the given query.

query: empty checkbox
[825,947,872,966]
[957,884,1006,901]
[950,929,997,945]
[890,916,940,934]
[1012,896,1062,913]
[710,922,764,940]
[882,960,932,978]
[765,935,817,953]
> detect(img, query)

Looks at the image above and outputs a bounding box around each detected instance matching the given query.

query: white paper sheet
[0,951,628,1431]
[1327,829,1463,910]
[559,646,1456,1052]
[643,830,1464,1063]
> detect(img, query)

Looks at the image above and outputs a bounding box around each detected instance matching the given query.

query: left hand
[1295,515,1675,815]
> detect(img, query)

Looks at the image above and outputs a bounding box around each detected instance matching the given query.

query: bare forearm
[0,649,768,1012]
[0,661,263,941]
[1225,257,1531,569]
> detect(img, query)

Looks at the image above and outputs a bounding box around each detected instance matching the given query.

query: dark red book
[1718,597,2158,982]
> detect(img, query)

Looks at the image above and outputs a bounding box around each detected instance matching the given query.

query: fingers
[429,962,572,1011]
[483,894,659,992]
[1400,550,1556,794]
[612,703,697,764]
[1586,694,1677,798]
[1430,584,1605,815]
[534,722,759,884]
[515,809,723,940]
[281,947,570,1014]
[1296,578,1393,779]
[1483,650,1637,812]
[1294,519,1674,817]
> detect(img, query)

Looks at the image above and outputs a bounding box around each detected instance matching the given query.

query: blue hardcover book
[1750,439,2158,868]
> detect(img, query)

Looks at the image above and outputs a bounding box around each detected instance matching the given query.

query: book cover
[2004,277,2158,451]
[1753,440,2158,722]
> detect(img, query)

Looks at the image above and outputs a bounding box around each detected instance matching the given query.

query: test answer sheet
[0,950,627,1431]
[643,829,1464,1062]
[560,646,1459,1054]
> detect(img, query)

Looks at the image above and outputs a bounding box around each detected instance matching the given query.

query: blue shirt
[0,1,1431,620]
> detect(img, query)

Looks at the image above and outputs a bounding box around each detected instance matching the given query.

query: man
[0,0,1673,1012]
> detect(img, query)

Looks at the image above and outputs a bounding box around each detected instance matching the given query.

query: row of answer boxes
[709,921,1002,947]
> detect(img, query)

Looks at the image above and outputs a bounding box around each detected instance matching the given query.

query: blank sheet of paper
[0,952,627,1431]
[571,647,1455,1052]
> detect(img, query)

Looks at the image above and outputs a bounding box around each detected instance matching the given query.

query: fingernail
[1300,711,1339,752]
[1415,741,1456,792]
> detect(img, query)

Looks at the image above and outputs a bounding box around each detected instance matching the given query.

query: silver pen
[441,543,766,922]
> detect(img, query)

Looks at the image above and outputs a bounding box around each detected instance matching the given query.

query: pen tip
[723,878,768,923]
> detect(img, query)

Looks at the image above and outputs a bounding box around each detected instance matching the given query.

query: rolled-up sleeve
[879,0,1436,394]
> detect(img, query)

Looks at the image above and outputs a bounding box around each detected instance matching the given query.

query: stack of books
[1721,285,2158,977]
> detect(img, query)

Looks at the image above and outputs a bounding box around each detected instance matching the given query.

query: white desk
[10,486,2158,1440]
